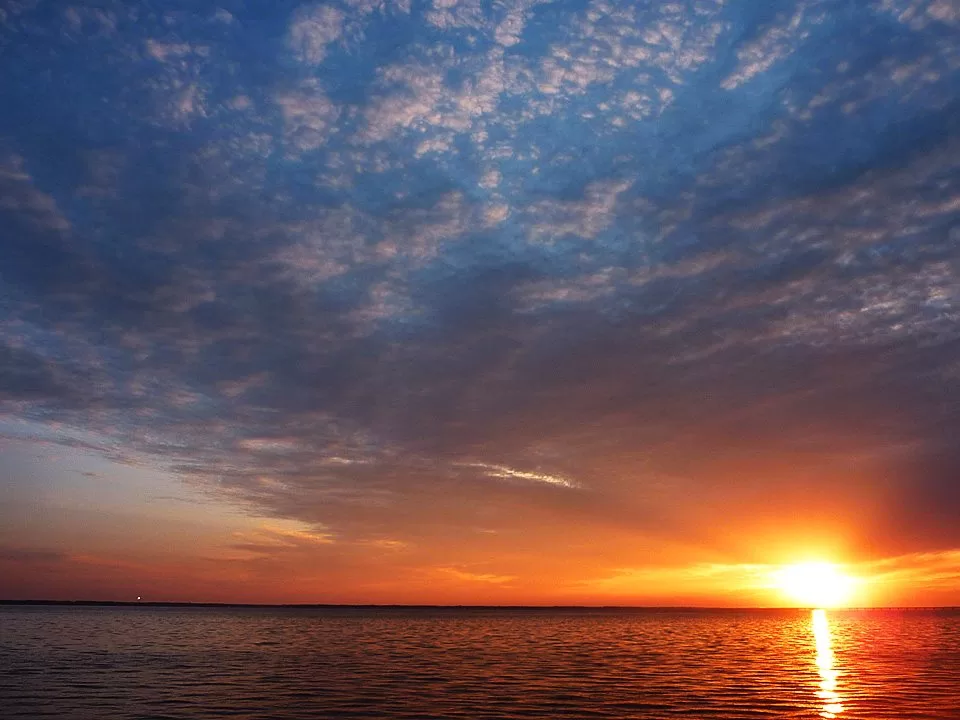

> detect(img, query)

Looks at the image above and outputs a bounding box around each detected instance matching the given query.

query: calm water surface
[2,606,959,719]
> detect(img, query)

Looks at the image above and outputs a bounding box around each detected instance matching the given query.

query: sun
[773,561,857,608]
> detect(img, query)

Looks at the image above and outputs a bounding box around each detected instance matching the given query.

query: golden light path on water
[812,609,844,719]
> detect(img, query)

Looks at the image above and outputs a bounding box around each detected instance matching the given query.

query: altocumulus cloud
[0,0,959,571]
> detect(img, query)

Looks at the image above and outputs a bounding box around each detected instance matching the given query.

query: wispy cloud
[459,462,579,489]
[433,567,517,584]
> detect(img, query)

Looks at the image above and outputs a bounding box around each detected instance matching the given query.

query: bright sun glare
[773,561,857,608]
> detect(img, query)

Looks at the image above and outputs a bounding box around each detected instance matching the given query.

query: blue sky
[1,0,959,603]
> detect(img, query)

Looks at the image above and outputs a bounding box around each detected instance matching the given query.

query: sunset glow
[774,563,858,609]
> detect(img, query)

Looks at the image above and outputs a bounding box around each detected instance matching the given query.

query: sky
[0,0,959,606]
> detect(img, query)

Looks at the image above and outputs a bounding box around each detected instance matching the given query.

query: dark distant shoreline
[0,600,775,610]
[1,600,955,610]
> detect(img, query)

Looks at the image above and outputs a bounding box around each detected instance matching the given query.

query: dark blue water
[2,606,959,719]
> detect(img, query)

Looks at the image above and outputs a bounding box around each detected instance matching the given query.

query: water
[1,606,958,719]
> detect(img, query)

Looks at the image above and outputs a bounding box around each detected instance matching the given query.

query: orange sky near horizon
[2,438,958,607]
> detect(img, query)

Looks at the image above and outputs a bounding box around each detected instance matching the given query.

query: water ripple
[1,607,958,720]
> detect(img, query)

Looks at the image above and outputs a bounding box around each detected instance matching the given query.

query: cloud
[526,180,631,242]
[60,6,118,37]
[1,0,960,600]
[721,4,812,90]
[0,155,70,233]
[380,191,473,264]
[276,80,341,153]
[458,462,579,489]
[0,546,68,564]
[577,551,960,605]
[145,39,196,63]
[494,3,529,47]
[230,522,336,556]
[864,550,960,593]
[0,343,85,405]
[532,0,725,101]
[433,566,517,584]
[426,0,485,32]
[357,47,515,146]
[287,4,345,65]
[344,0,411,15]
[359,63,448,143]
[514,269,620,311]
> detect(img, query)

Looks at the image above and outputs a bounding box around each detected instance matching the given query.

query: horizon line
[2,600,957,610]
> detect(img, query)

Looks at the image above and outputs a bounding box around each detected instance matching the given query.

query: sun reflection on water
[812,609,844,718]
